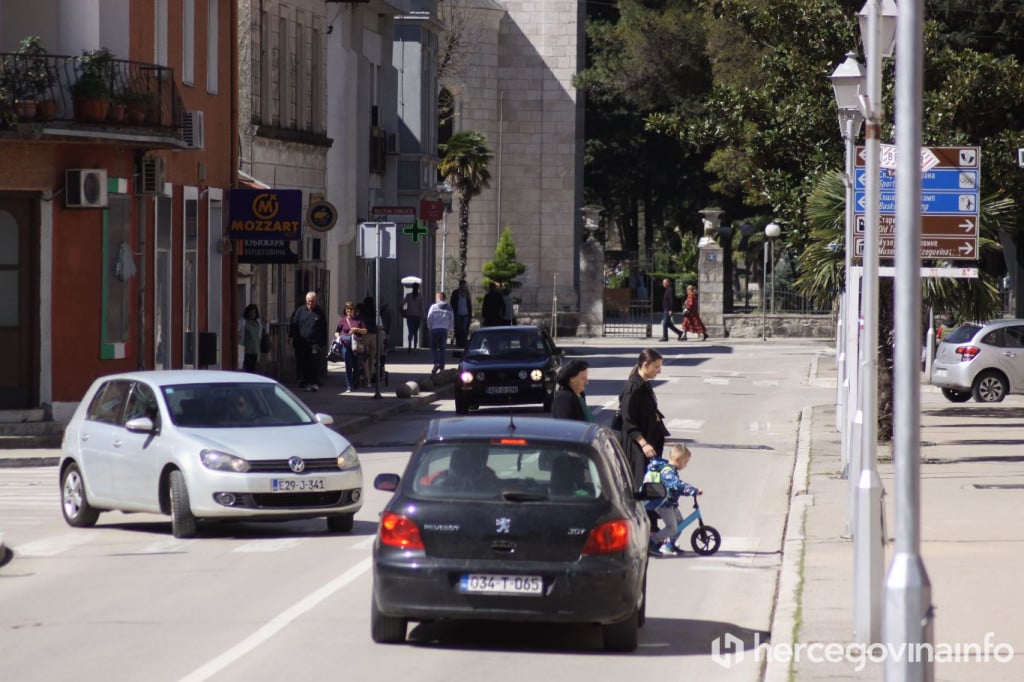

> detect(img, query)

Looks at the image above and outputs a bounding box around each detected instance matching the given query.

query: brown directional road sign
[854,236,977,260]
[854,214,977,236]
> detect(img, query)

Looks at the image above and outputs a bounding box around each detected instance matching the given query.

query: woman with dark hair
[238,304,266,373]
[618,348,668,486]
[550,360,592,422]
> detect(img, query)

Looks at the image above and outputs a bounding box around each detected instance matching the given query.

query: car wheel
[972,371,1008,403]
[371,597,408,644]
[602,606,639,652]
[454,392,469,415]
[326,513,354,533]
[690,525,722,556]
[169,470,197,538]
[61,462,99,528]
[941,388,972,403]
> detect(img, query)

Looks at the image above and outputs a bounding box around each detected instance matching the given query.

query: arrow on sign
[959,242,974,256]
[960,218,975,233]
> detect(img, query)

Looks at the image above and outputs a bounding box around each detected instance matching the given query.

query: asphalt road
[0,340,835,681]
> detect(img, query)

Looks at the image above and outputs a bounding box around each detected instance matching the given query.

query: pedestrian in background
[238,303,267,373]
[401,282,426,349]
[551,359,593,422]
[482,282,505,326]
[335,301,367,393]
[289,292,328,392]
[450,279,473,347]
[427,291,454,373]
[660,278,685,342]
[361,295,381,386]
[681,284,708,341]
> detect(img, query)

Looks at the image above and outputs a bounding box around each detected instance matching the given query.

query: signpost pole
[373,224,383,399]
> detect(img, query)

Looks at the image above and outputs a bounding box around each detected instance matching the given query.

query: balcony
[0,50,186,148]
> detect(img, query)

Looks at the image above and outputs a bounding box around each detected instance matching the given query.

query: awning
[237,169,271,190]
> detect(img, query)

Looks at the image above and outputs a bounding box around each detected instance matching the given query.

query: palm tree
[438,131,493,282]
[798,169,1016,439]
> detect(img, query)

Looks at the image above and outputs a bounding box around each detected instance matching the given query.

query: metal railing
[0,51,184,133]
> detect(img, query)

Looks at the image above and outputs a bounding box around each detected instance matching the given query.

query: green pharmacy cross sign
[402,221,429,244]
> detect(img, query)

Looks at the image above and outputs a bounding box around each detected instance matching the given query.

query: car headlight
[200,449,250,472]
[337,444,360,470]
[459,370,475,384]
[530,369,543,381]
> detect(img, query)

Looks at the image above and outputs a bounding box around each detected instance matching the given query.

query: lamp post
[885,1,935,678]
[762,222,780,341]
[436,182,453,294]
[830,54,865,482]
[854,0,897,647]
[740,221,754,310]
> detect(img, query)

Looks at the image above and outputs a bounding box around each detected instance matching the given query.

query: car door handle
[113,439,123,448]
[80,434,90,442]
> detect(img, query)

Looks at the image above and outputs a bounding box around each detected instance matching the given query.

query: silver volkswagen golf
[59,370,363,537]
[931,319,1024,402]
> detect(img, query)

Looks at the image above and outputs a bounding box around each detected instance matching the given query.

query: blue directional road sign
[854,191,978,214]
[855,168,978,192]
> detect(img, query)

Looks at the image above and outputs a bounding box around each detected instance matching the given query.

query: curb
[764,404,815,682]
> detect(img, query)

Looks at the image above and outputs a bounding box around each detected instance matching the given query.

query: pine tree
[482,226,527,299]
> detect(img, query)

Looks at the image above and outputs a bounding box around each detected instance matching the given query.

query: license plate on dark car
[486,386,518,395]
[459,574,543,595]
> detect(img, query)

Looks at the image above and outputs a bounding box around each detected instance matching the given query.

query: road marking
[232,538,304,553]
[752,380,780,387]
[137,538,196,554]
[666,418,704,431]
[748,421,772,432]
[703,377,729,385]
[351,535,376,550]
[179,557,372,682]
[14,532,95,557]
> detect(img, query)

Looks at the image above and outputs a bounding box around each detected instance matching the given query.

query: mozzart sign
[229,189,303,241]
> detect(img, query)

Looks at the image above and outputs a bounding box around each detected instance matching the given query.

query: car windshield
[161,382,315,428]
[944,323,981,344]
[464,332,547,359]
[409,441,604,502]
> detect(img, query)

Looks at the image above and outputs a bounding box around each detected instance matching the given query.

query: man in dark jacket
[660,278,685,342]
[449,279,473,346]
[481,282,505,327]
[290,291,328,391]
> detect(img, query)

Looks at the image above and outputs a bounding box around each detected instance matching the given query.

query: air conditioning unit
[137,156,166,196]
[183,110,205,149]
[386,132,399,155]
[65,169,108,208]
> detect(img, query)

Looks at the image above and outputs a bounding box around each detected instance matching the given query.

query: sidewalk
[768,354,1024,680]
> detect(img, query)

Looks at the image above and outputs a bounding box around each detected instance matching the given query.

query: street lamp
[830,53,865,481]
[436,182,453,294]
[740,221,755,310]
[762,222,780,341]
[852,0,896,647]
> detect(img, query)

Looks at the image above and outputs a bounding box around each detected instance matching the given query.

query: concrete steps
[0,410,64,449]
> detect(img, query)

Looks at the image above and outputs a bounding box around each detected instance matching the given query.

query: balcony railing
[0,51,185,141]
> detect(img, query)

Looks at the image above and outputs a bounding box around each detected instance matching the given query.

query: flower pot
[14,99,37,121]
[125,105,146,125]
[35,99,58,120]
[74,96,109,123]
[107,103,126,124]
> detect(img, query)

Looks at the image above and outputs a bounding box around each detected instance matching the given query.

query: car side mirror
[315,413,334,426]
[638,481,667,500]
[124,416,156,434]
[374,473,401,492]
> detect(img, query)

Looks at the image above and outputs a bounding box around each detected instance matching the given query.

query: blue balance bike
[670,493,721,556]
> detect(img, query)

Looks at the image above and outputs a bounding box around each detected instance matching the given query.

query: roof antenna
[507,412,516,433]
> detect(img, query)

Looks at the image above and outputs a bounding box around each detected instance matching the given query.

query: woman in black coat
[550,360,592,422]
[619,348,667,487]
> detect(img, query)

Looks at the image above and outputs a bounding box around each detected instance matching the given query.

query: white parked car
[59,370,363,537]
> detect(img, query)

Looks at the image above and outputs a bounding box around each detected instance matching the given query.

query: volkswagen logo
[288,456,306,473]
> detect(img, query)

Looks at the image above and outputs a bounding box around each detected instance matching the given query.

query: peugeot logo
[288,456,305,473]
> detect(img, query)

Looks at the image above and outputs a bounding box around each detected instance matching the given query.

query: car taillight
[955,345,980,362]
[581,519,629,555]
[379,512,424,550]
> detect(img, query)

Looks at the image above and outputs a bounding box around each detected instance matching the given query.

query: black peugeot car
[371,416,662,651]
[452,325,563,414]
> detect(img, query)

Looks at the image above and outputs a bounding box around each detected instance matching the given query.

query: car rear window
[944,324,980,344]
[161,383,314,428]
[409,441,604,502]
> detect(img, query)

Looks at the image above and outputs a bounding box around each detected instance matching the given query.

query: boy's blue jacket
[642,457,697,510]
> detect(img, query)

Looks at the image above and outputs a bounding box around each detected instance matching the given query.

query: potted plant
[119,87,157,125]
[16,36,57,120]
[70,47,115,122]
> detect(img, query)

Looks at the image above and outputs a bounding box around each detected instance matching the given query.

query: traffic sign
[854,236,977,260]
[852,145,980,260]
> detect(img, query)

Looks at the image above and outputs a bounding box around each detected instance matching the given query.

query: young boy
[643,444,701,556]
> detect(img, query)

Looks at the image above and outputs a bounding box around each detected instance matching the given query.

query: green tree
[482,226,527,298]
[437,131,493,282]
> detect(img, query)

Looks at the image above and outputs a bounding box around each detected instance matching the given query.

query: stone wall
[723,314,835,339]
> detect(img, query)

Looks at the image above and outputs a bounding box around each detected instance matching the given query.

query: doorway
[0,198,38,409]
